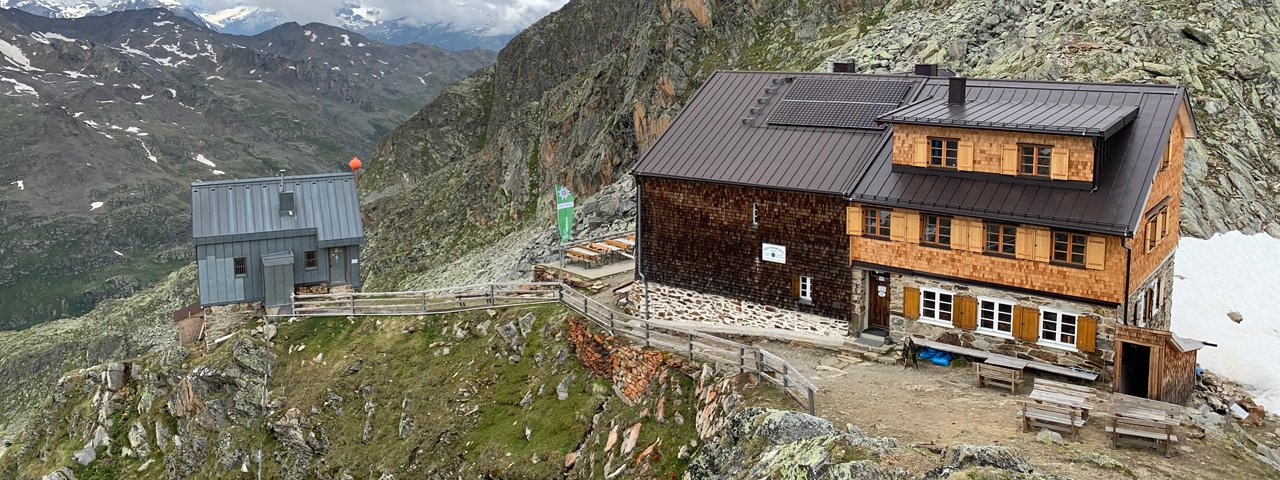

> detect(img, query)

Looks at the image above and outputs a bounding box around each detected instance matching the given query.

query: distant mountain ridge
[0,0,514,50]
[0,7,493,329]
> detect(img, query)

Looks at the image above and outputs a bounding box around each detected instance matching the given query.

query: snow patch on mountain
[9,180,23,190]
[89,201,103,211]
[194,153,215,167]
[0,39,40,72]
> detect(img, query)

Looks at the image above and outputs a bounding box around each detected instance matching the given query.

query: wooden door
[867,271,890,330]
[329,248,347,285]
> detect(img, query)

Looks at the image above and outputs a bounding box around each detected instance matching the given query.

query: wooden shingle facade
[633,67,1206,403]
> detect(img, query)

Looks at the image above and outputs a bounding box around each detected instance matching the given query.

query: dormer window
[928,137,959,168]
[1019,144,1053,177]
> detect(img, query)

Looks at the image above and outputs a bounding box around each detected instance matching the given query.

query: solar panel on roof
[765,78,913,130]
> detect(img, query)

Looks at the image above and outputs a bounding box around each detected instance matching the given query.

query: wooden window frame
[304,250,319,270]
[751,202,759,228]
[1158,208,1169,240]
[1017,144,1053,177]
[1145,216,1159,252]
[983,222,1017,257]
[921,214,953,248]
[862,207,892,239]
[233,257,248,277]
[919,288,954,326]
[798,276,813,303]
[977,298,1015,338]
[1038,309,1079,350]
[1051,231,1087,268]
[928,137,959,169]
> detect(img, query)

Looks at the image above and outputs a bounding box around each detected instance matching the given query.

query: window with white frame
[799,276,812,302]
[920,289,954,325]
[1134,291,1147,327]
[751,202,759,227]
[1040,309,1078,347]
[978,298,1014,336]
[1151,277,1163,318]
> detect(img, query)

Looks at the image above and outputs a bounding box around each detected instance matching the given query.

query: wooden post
[738,347,745,374]
[348,294,355,315]
[644,322,651,348]
[583,295,589,316]
[755,350,764,383]
[489,284,495,306]
[608,311,615,336]
[807,387,815,416]
[421,292,427,314]
[783,363,790,389]
[687,334,694,361]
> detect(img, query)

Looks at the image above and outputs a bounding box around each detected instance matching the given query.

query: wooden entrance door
[867,271,890,331]
[328,248,347,285]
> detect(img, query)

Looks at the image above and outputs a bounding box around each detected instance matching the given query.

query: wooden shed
[1114,325,1209,405]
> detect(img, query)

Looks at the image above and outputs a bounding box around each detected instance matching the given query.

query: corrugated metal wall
[197,235,361,306]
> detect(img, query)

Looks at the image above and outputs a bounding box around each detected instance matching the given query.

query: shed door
[263,262,295,309]
[329,248,347,285]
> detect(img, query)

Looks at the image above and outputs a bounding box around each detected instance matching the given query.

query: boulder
[73,445,96,466]
[41,468,77,480]
[104,362,127,391]
[557,373,575,401]
[128,422,153,458]
[1036,429,1064,445]
[937,444,1032,473]
[519,313,536,337]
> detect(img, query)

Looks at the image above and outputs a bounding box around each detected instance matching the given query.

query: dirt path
[756,340,1280,480]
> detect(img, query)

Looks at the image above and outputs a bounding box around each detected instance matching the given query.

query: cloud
[199,0,569,35]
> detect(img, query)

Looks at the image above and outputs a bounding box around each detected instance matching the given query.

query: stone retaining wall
[628,281,849,338]
[567,319,666,403]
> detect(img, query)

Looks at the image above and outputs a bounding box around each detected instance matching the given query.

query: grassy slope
[4,305,793,478]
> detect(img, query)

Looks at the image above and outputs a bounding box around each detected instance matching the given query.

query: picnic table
[1020,378,1100,441]
[565,247,601,267]
[976,356,1027,394]
[1106,393,1181,456]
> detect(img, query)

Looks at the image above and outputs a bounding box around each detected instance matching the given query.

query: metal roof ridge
[191,172,355,188]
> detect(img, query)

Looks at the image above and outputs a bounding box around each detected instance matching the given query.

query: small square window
[799,276,812,302]
[921,288,954,325]
[928,137,959,168]
[1018,144,1053,177]
[984,223,1017,256]
[922,214,952,247]
[233,257,248,277]
[863,207,891,238]
[304,251,319,269]
[1052,231,1087,266]
[978,299,1014,335]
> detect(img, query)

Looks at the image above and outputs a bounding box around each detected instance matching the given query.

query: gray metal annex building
[192,173,364,313]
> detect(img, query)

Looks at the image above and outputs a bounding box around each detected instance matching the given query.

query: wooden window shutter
[912,138,928,167]
[847,206,858,235]
[956,296,978,330]
[903,286,920,319]
[958,140,975,171]
[951,217,969,250]
[1076,316,1097,352]
[968,220,985,253]
[791,276,801,300]
[1085,236,1107,270]
[890,211,907,242]
[1015,226,1035,260]
[1033,228,1051,262]
[1050,148,1070,180]
[1001,144,1018,175]
[904,211,921,243]
[1013,306,1039,341]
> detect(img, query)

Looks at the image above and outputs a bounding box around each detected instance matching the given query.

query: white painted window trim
[1134,290,1147,327]
[976,296,1015,339]
[751,202,759,228]
[1151,278,1162,318]
[1037,308,1080,352]
[919,287,955,327]
[799,276,812,302]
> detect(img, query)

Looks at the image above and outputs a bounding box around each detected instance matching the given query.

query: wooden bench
[976,359,1025,394]
[1033,379,1100,418]
[1106,414,1179,457]
[566,247,600,267]
[1020,400,1085,440]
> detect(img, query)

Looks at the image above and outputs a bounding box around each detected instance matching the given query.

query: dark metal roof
[191,173,364,245]
[877,99,1139,138]
[633,71,924,194]
[852,78,1189,236]
[634,71,1191,237]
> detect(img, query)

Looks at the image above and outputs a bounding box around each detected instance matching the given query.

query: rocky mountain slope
[360,0,1279,293]
[0,8,493,330]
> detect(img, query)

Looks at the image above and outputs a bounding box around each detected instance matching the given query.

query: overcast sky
[143,0,571,35]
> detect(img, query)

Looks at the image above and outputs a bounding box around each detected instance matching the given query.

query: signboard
[555,185,575,244]
[762,243,787,264]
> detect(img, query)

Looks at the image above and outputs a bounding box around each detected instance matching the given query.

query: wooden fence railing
[289,282,817,414]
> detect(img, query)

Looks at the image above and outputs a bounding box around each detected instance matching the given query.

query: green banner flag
[555,184,575,243]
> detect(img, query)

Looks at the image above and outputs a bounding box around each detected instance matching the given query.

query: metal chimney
[948,77,967,105]
[914,64,939,76]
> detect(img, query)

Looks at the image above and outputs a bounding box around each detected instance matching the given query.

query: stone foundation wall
[201,302,263,344]
[629,281,849,338]
[1127,254,1175,330]
[886,273,1119,382]
[568,319,666,403]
